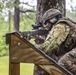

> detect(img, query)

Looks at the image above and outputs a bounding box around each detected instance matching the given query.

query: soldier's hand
[34,35,45,44]
[26,34,31,41]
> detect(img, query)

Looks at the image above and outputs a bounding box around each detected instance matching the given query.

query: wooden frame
[6,32,73,75]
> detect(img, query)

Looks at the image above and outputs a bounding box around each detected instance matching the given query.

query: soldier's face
[49,17,57,23]
[44,17,57,30]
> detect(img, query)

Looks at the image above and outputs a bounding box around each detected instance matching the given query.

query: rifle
[19,29,48,39]
[32,22,43,29]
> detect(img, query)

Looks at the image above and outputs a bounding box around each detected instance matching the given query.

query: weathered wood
[6,34,11,44]
[7,33,20,75]
[10,34,53,64]
[6,32,73,75]
[9,63,20,75]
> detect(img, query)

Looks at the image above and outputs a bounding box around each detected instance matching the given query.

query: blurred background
[0,0,76,75]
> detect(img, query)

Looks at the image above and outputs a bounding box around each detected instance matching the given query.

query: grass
[0,56,34,75]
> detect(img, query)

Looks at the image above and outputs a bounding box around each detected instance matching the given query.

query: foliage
[0,0,36,56]
[66,10,76,21]
[0,2,3,12]
[0,19,9,56]
[0,11,35,56]
[20,12,36,31]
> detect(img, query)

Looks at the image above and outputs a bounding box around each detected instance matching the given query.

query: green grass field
[0,56,34,75]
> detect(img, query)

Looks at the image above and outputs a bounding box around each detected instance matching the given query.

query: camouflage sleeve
[40,23,70,53]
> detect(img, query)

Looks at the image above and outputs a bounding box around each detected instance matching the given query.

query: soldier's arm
[40,23,70,53]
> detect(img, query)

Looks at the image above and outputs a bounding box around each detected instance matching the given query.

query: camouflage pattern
[58,48,76,75]
[39,19,76,74]
[35,9,76,74]
[40,23,70,54]
[42,9,62,24]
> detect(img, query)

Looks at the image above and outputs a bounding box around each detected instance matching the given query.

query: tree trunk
[34,0,66,75]
[14,0,20,31]
[36,0,66,24]
[8,10,11,32]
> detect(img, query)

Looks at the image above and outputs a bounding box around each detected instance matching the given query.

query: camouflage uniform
[41,22,70,54]
[35,9,76,75]
[58,48,76,75]
[40,10,76,75]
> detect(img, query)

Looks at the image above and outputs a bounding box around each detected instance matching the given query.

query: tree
[36,0,66,24]
[34,0,66,75]
[14,0,36,31]
[14,0,20,31]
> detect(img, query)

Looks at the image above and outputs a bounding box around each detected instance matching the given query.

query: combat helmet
[42,9,62,24]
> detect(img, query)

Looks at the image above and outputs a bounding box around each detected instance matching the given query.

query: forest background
[0,0,76,75]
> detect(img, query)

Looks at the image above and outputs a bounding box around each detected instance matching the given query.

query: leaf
[0,2,4,12]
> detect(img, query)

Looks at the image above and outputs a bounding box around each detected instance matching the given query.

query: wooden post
[6,34,20,75]
[9,62,20,75]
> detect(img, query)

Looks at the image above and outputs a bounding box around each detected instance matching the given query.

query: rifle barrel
[20,30,48,38]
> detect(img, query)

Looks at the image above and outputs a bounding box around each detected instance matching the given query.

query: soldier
[38,9,76,74]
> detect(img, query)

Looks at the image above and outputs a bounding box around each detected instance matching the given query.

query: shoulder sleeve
[41,23,70,53]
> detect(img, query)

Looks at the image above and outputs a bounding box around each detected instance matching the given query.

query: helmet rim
[42,9,62,24]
